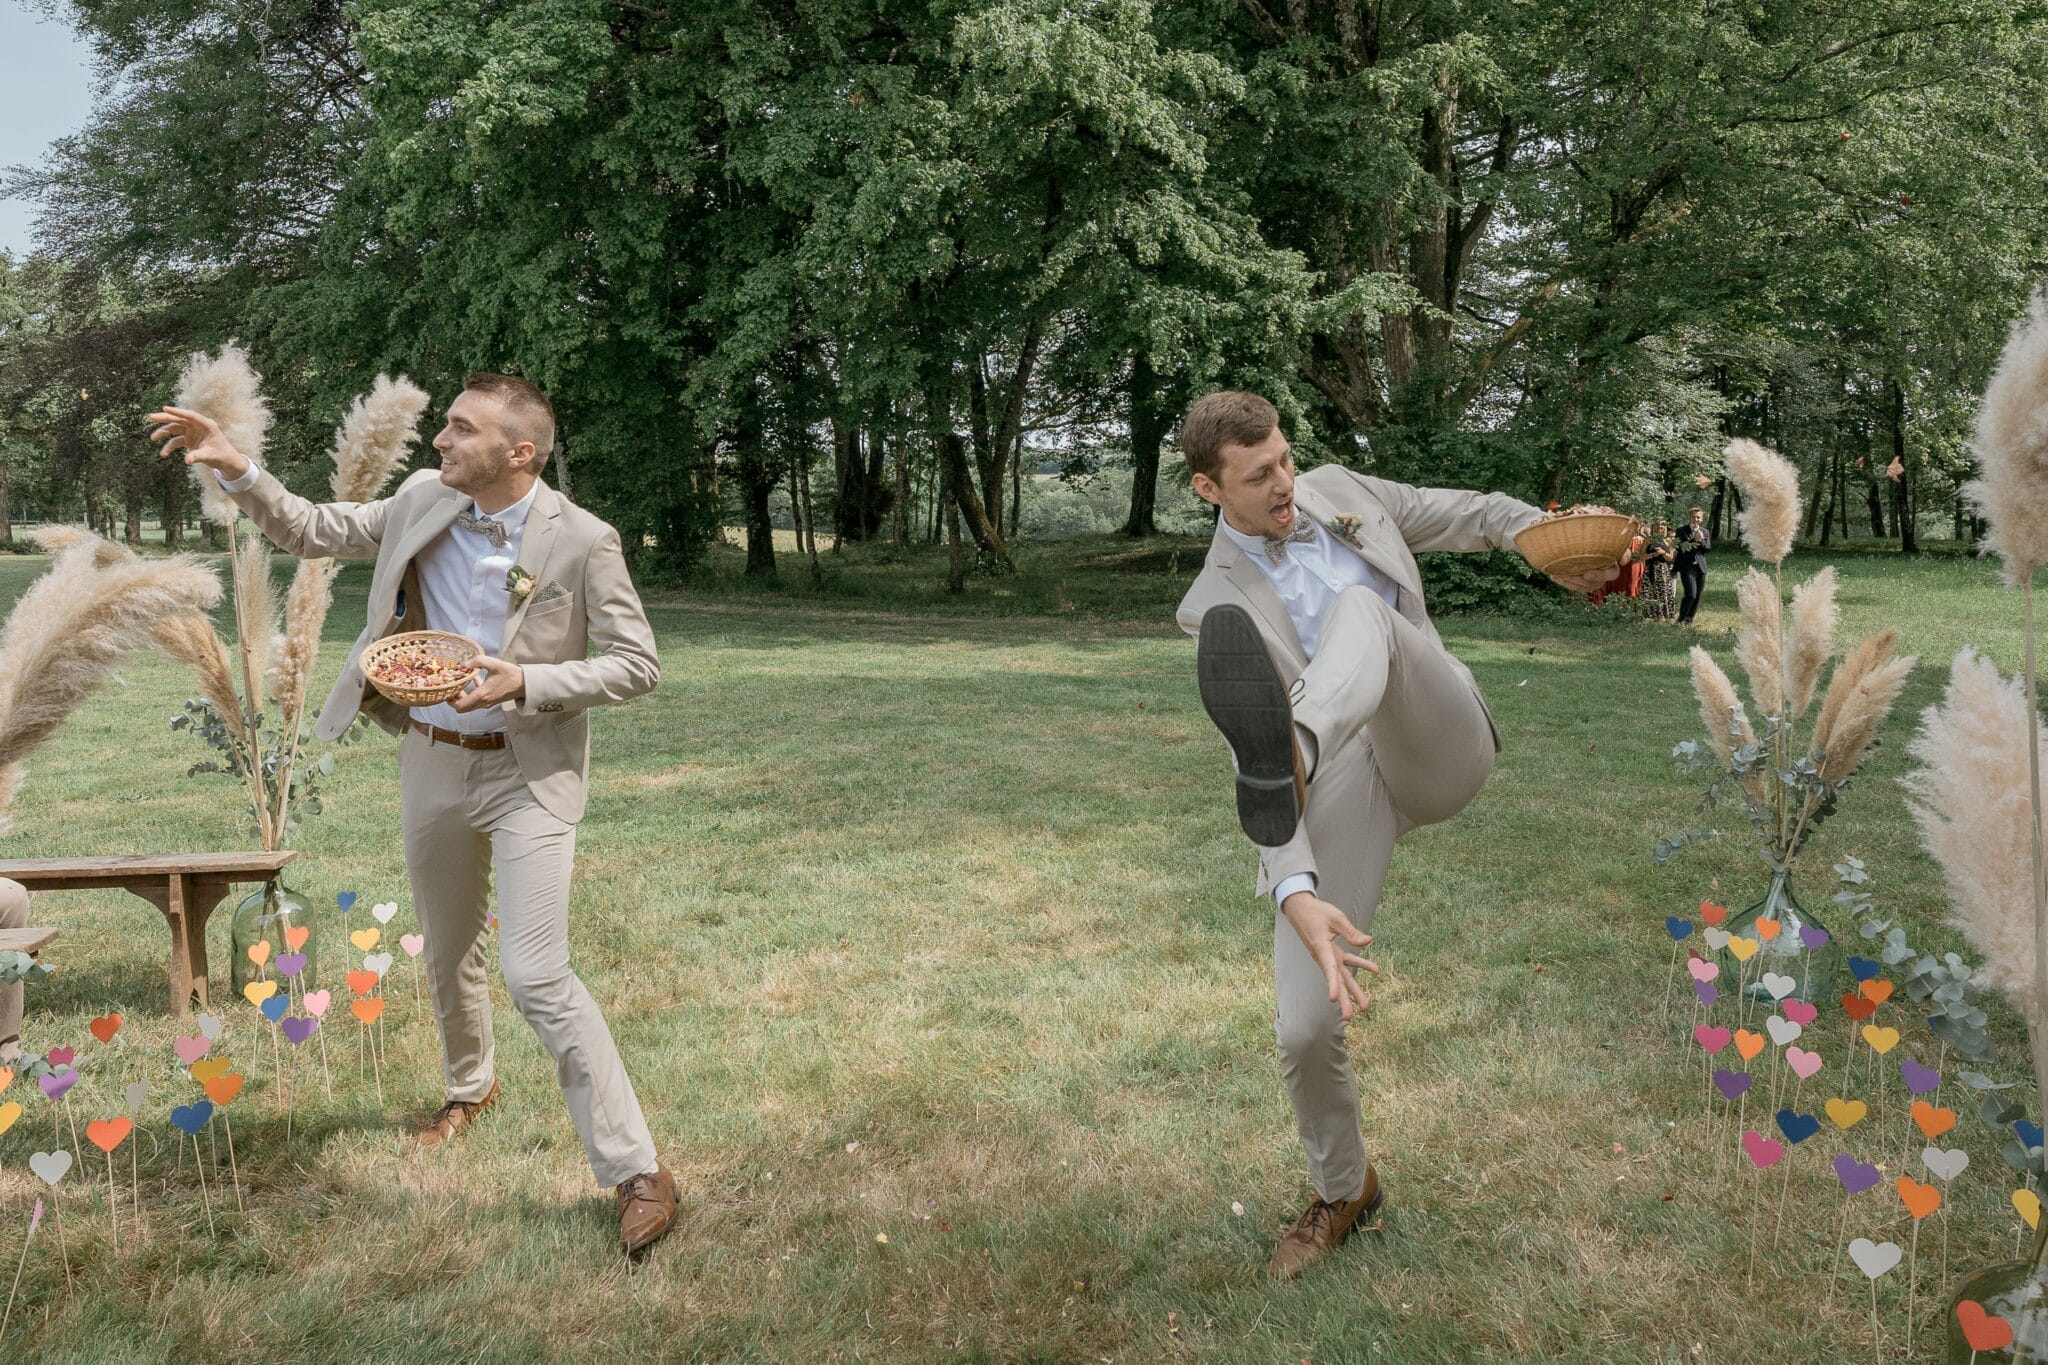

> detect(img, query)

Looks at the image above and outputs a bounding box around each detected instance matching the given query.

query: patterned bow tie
[1261,519,1316,564]
[455,509,509,549]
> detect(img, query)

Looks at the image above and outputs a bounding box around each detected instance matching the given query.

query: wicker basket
[1513,512,1641,578]
[360,630,482,706]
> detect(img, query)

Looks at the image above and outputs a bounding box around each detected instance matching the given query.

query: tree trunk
[969,357,999,534]
[0,453,11,545]
[891,403,910,547]
[944,454,965,595]
[736,390,778,582]
[1890,380,1916,554]
[797,445,822,580]
[924,377,1013,570]
[1863,467,1885,538]
[124,491,144,545]
[1123,354,1166,537]
[831,415,855,549]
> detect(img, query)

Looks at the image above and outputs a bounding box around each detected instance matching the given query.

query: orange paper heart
[1699,900,1727,927]
[1958,1300,2016,1353]
[346,969,380,997]
[88,1013,122,1044]
[1861,979,1895,1005]
[0,1065,13,1092]
[189,1057,232,1084]
[1753,917,1782,942]
[85,1116,133,1152]
[284,924,310,951]
[247,941,272,967]
[351,998,385,1025]
[1912,1100,1957,1140]
[1734,1030,1765,1062]
[1899,1175,1943,1220]
[202,1074,244,1107]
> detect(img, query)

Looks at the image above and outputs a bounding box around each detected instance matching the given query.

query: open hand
[1281,891,1379,1019]
[449,655,525,712]
[1546,565,1616,595]
[147,406,251,481]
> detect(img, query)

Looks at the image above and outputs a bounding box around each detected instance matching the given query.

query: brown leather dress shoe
[417,1080,501,1148]
[617,1165,680,1259]
[1266,1164,1385,1279]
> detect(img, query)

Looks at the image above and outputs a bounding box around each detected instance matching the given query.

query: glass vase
[1947,1215,2048,1361]
[228,881,316,995]
[1719,867,1842,1005]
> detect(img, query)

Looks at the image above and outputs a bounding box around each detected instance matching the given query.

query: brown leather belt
[409,719,507,750]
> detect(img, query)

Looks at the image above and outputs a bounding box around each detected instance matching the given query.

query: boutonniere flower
[1327,513,1365,549]
[506,566,535,604]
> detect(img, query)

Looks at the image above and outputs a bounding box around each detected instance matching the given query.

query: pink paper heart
[1693,1025,1732,1053]
[1783,1000,1819,1025]
[1687,958,1719,983]
[1785,1046,1824,1080]
[302,989,331,1020]
[400,933,425,958]
[1742,1130,1785,1170]
[45,1046,75,1068]
[172,1036,210,1065]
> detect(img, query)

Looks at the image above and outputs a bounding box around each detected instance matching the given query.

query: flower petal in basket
[360,630,482,706]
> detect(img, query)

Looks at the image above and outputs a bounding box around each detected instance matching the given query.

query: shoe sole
[1196,605,1299,847]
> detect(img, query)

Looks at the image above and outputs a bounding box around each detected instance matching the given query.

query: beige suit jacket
[1175,463,1541,894]
[226,466,660,825]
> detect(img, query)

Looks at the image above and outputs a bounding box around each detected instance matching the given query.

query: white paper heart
[197,1013,224,1040]
[1923,1147,1970,1182]
[29,1150,73,1187]
[1850,1238,1903,1280]
[363,952,394,977]
[124,1081,149,1116]
[371,901,399,925]
[1761,972,1797,1001]
[1765,1015,1803,1046]
[1703,927,1731,951]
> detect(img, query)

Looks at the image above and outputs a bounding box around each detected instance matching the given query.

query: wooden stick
[129,1141,138,1240]
[1828,1196,1850,1306]
[1773,1149,1794,1253]
[317,1020,332,1101]
[64,1097,82,1169]
[105,1149,117,1247]
[1908,1217,1921,1341]
[2,1202,37,1339]
[191,1134,215,1236]
[222,1113,245,1213]
[1663,941,1680,1021]
[367,1019,384,1106]
[50,1191,69,1288]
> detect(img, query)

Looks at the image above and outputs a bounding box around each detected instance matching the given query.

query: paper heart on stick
[371,901,399,925]
[1956,1301,2016,1353]
[1861,979,1895,1005]
[197,1013,223,1040]
[169,1100,214,1135]
[351,998,385,1025]
[124,1082,148,1115]
[336,891,357,912]
[284,924,310,952]
[1754,918,1782,942]
[400,933,425,959]
[1923,1147,1969,1182]
[2020,1121,2045,1150]
[1761,972,1796,1000]
[1703,927,1731,951]
[1693,1025,1732,1054]
[350,928,381,953]
[247,941,271,968]
[243,980,277,1006]
[88,1013,121,1044]
[1714,1069,1753,1101]
[2015,1189,2042,1230]
[1833,1154,1881,1194]
[1848,956,1882,981]
[189,1058,231,1084]
[277,953,307,979]
[1775,1109,1820,1145]
[1849,1238,1902,1279]
[364,952,394,977]
[1726,937,1759,963]
[1693,981,1719,1007]
[302,989,331,1019]
[1765,1015,1803,1047]
[202,1074,243,1107]
[1784,1047,1823,1080]
[1841,994,1877,1021]
[1665,917,1692,941]
[1901,1058,1941,1094]
[28,1150,72,1186]
[281,1017,318,1046]
[85,1117,132,1153]
[1734,1029,1765,1062]
[1741,1131,1785,1169]
[38,1067,76,1101]
[1898,1176,1942,1220]
[0,1100,20,1136]
[1700,900,1727,927]
[1688,958,1719,983]
[1912,1101,1957,1140]
[0,1065,10,1092]
[1782,1000,1818,1026]
[346,969,380,997]
[259,994,289,1023]
[1798,925,1830,949]
[46,1046,74,1067]
[1861,1025,1901,1054]
[1825,1098,1868,1131]
[173,1036,210,1065]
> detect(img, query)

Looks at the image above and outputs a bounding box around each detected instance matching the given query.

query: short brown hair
[1179,390,1278,482]
[464,372,557,470]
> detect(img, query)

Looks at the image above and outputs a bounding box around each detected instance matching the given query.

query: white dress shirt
[1220,511,1402,909]
[219,462,534,734]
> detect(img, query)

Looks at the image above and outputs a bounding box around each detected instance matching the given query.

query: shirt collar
[471,480,540,535]
[1219,508,1317,565]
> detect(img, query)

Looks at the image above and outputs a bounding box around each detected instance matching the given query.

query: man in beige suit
[1175,392,1605,1278]
[1,877,27,1064]
[149,374,679,1257]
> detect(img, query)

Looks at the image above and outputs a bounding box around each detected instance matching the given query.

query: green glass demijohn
[229,881,316,994]
[1946,1216,2048,1361]
[1718,867,1843,1005]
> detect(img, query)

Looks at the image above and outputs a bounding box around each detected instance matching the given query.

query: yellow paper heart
[0,1100,20,1136]
[351,928,381,953]
[247,941,271,967]
[243,980,277,1005]
[1726,937,1759,962]
[189,1058,232,1083]
[1825,1098,1867,1130]
[1861,1025,1901,1054]
[2016,1189,2042,1230]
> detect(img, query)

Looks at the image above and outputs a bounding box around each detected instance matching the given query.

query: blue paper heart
[1901,1058,1941,1095]
[337,891,358,912]
[1848,956,1881,981]
[1665,917,1693,941]
[1693,981,1720,1008]
[1775,1109,1820,1145]
[1714,1068,1753,1101]
[170,1100,215,1135]
[260,993,289,1023]
[2019,1121,2044,1151]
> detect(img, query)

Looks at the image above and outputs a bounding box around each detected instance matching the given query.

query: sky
[0,4,97,257]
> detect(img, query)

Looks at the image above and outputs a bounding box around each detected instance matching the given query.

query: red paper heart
[1841,994,1877,1021]
[85,1116,133,1153]
[88,1013,122,1044]
[1699,900,1727,927]
[346,970,380,997]
[1957,1300,2015,1352]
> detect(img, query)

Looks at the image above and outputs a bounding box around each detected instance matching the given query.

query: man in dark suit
[1675,505,1710,624]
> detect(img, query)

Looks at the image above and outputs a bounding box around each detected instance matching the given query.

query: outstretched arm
[150,405,393,560]
[1345,470,1614,593]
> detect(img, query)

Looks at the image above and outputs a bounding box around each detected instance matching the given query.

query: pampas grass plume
[1725,438,1802,566]
[1967,288,2048,586]
[174,342,272,528]
[1735,568,1785,718]
[330,375,429,504]
[1782,566,1839,722]
[1808,628,1915,785]
[232,532,276,716]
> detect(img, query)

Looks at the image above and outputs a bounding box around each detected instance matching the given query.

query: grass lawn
[0,535,2035,1362]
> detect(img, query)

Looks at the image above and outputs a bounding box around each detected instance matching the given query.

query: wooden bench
[0,853,297,1017]
[0,928,61,956]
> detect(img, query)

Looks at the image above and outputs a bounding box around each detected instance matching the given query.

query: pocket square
[529,582,571,608]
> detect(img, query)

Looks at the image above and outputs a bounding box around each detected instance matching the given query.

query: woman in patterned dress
[1641,519,1677,621]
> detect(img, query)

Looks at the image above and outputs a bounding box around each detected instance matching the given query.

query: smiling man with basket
[148,375,680,1259]
[1176,391,1618,1279]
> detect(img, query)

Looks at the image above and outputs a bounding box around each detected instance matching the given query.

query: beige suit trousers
[1275,587,1496,1203]
[399,729,656,1187]
[0,878,26,1052]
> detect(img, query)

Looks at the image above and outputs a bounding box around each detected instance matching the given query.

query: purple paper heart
[1714,1068,1753,1101]
[280,1016,319,1046]
[1902,1058,1941,1094]
[1693,980,1720,1008]
[277,952,307,979]
[45,1046,74,1068]
[38,1067,76,1101]
[1834,1154,1881,1194]
[1798,925,1829,949]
